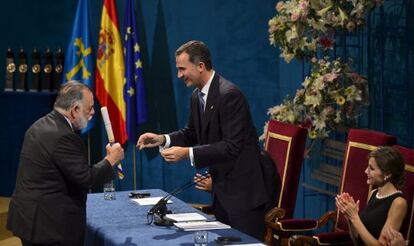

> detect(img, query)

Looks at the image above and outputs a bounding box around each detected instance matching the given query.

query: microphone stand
[147,173,210,226]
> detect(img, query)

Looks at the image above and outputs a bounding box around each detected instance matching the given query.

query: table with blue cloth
[85,189,263,246]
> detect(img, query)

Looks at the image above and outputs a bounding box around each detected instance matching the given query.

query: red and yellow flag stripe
[96,0,127,145]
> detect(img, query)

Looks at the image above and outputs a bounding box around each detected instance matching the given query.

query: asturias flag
[123,0,148,144]
[63,0,94,133]
[95,0,128,145]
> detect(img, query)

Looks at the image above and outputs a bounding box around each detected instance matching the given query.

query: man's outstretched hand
[136,133,165,150]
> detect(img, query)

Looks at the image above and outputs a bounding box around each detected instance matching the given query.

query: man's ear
[70,105,80,118]
[73,105,80,112]
[197,62,205,72]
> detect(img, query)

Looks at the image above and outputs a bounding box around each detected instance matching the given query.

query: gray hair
[54,81,91,111]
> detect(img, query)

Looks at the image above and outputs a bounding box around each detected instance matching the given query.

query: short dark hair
[369,146,405,189]
[175,40,212,70]
[54,81,90,111]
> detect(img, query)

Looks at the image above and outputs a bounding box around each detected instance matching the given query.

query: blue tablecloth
[85,189,262,246]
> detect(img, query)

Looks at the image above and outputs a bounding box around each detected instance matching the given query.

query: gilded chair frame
[403,164,414,242]
[264,127,311,245]
[265,131,292,209]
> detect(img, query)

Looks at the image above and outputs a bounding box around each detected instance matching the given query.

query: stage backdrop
[0,0,412,221]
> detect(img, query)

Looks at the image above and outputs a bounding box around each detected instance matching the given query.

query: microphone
[147,172,210,226]
[100,106,124,179]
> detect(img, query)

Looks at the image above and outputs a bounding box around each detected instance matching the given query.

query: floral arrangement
[264,57,368,139]
[263,0,381,141]
[268,0,384,63]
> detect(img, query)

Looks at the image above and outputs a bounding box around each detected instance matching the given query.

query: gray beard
[74,115,88,130]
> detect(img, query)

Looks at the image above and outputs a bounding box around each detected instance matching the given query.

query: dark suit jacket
[7,110,113,245]
[169,74,267,215]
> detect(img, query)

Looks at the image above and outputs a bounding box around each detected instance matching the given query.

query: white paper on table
[173,221,231,231]
[164,213,207,222]
[131,197,173,206]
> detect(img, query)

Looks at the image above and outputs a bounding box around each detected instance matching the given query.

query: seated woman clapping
[336,146,407,246]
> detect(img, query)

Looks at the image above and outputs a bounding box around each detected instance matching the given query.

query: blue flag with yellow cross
[63,0,94,133]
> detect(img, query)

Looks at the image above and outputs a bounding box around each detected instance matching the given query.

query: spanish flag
[96,0,128,145]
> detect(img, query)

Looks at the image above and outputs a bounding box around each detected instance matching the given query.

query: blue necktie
[197,89,205,115]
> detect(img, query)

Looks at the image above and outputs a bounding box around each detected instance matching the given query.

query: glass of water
[194,230,208,246]
[103,181,116,200]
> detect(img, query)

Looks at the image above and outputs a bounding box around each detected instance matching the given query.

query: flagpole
[139,147,143,189]
[132,143,137,190]
[88,132,91,193]
[158,122,166,191]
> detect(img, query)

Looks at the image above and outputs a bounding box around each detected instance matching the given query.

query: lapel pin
[210,105,214,110]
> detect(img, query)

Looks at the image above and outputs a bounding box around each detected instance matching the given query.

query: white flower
[313,76,325,91]
[304,93,322,108]
[313,116,326,131]
[287,111,296,123]
[259,121,269,141]
[281,50,295,63]
[276,2,284,12]
[302,77,311,87]
[334,111,342,123]
[286,25,298,42]
[268,105,283,115]
[344,85,362,101]
[291,12,300,21]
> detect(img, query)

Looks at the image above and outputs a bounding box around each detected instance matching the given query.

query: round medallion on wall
[44,64,52,74]
[32,64,41,73]
[55,64,63,73]
[7,63,16,73]
[18,64,28,73]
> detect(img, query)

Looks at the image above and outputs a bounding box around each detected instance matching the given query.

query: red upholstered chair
[281,129,396,245]
[263,120,308,245]
[393,145,414,244]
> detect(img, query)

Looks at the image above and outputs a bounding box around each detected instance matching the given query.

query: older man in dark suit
[137,40,267,240]
[7,81,124,246]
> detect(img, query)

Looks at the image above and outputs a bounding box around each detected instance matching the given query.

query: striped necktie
[197,89,205,115]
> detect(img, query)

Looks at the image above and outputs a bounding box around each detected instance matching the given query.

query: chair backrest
[393,145,414,242]
[264,120,307,219]
[336,129,396,231]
